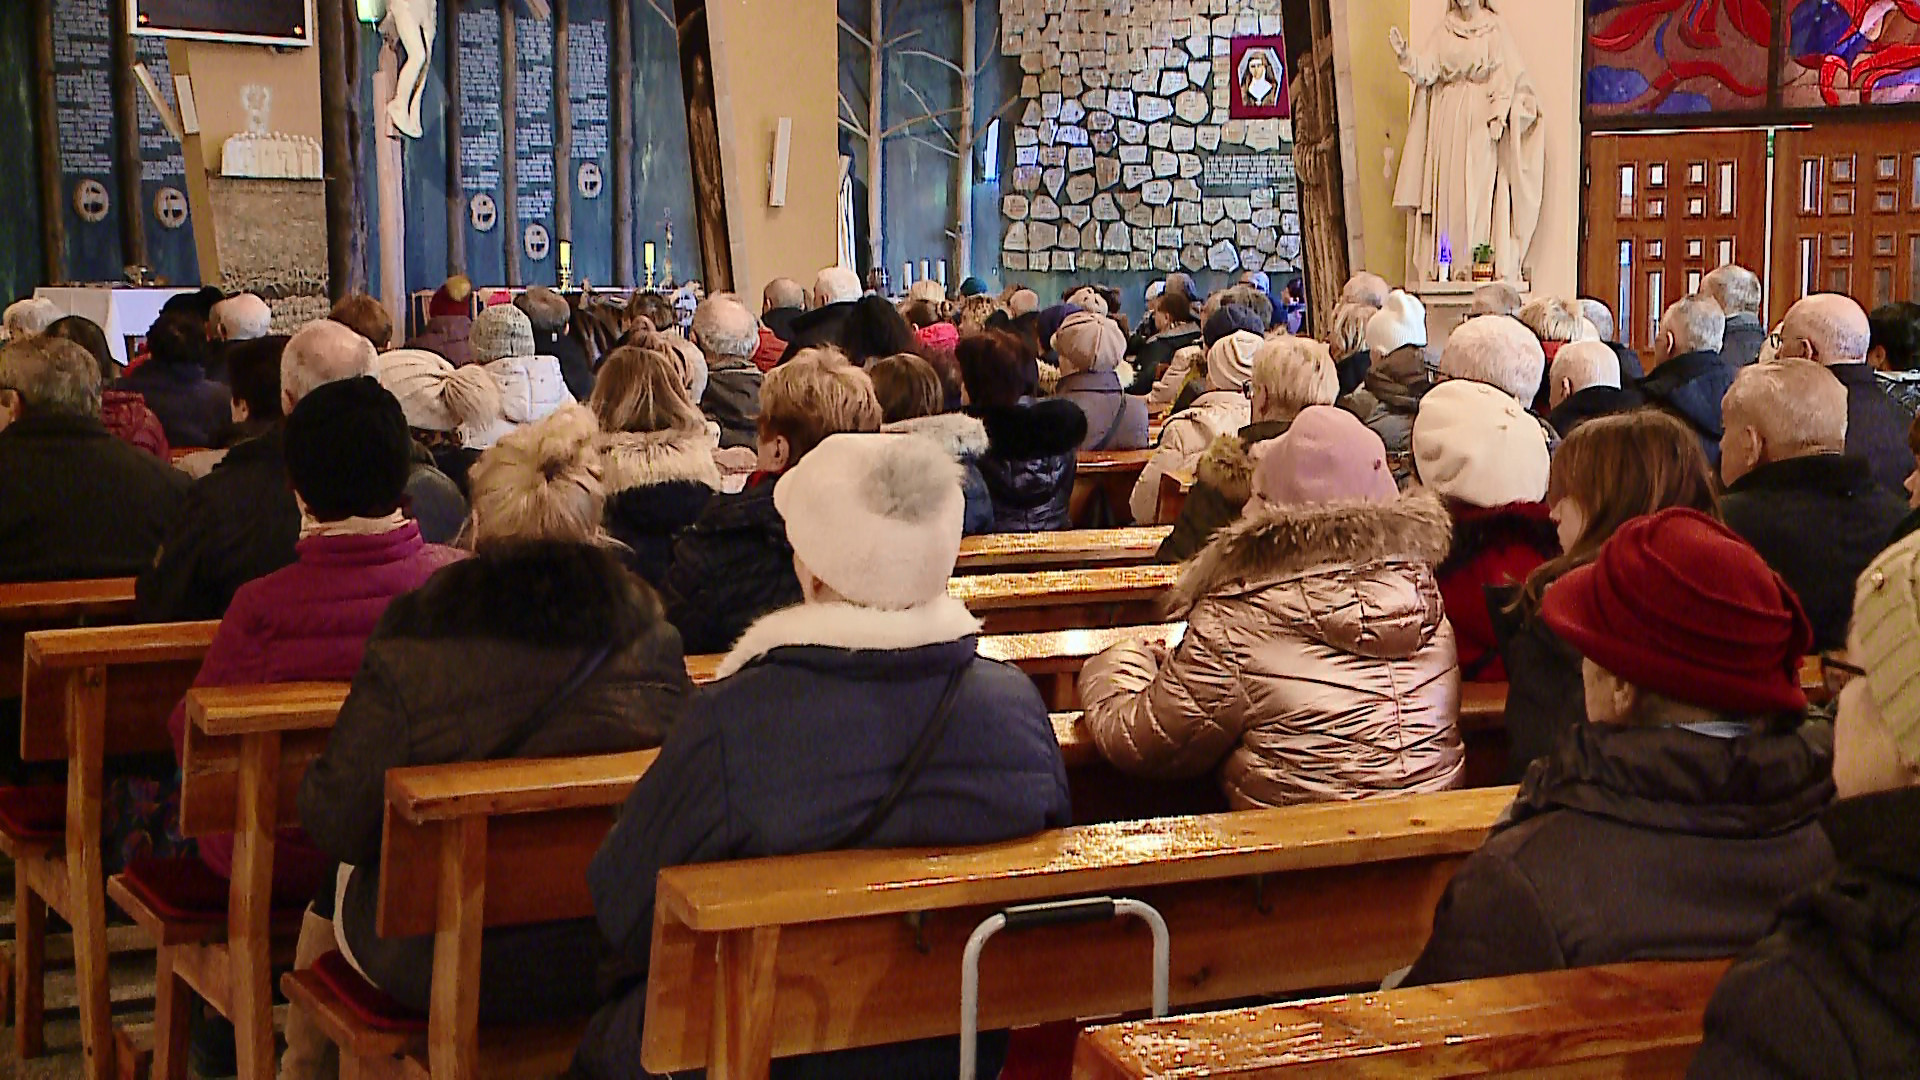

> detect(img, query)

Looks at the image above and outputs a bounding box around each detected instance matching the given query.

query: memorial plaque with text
[135,34,198,284]
[457,0,504,286]
[515,13,557,282]
[567,0,612,285]
[53,0,120,281]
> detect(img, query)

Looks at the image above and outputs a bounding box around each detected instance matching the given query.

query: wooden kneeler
[105,683,346,1080]
[0,622,215,1080]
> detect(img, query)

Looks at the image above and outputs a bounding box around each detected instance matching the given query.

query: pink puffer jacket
[1079,491,1466,809]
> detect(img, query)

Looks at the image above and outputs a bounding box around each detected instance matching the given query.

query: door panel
[1771,124,1920,320]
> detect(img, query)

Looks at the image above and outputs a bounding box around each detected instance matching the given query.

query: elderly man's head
[1702,265,1763,319]
[1470,282,1523,318]
[1780,293,1872,367]
[1579,298,1617,343]
[1719,358,1848,487]
[1547,340,1621,409]
[210,293,273,342]
[280,318,379,414]
[3,298,61,342]
[1007,288,1040,319]
[0,336,101,431]
[1654,294,1727,367]
[764,277,806,313]
[690,294,760,362]
[812,267,862,309]
[1340,272,1390,311]
[1439,314,1545,405]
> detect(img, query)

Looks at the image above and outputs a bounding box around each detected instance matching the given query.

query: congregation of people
[4,253,1920,1078]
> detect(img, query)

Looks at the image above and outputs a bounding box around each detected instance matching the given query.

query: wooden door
[1586,132,1770,354]
[1771,123,1920,320]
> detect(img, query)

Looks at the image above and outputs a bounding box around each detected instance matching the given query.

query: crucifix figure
[388,0,437,139]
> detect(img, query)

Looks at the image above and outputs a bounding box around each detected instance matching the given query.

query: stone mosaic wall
[997,0,1302,279]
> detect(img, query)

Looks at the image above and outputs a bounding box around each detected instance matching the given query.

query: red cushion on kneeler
[311,950,427,1034]
[117,856,314,924]
[0,783,67,841]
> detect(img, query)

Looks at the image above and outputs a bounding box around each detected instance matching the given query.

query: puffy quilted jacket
[1081,492,1466,809]
[100,389,170,460]
[459,355,576,450]
[970,399,1089,533]
[1130,390,1253,525]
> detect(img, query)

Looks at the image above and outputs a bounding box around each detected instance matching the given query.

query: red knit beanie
[428,275,474,319]
[1541,507,1812,714]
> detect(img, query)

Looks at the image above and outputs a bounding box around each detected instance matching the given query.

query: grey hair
[513,287,572,334]
[211,294,273,341]
[3,298,61,341]
[1251,336,1339,420]
[1211,284,1274,328]
[282,318,379,405]
[1723,358,1848,457]
[1440,314,1546,404]
[1702,265,1762,318]
[1470,282,1523,318]
[1340,272,1389,310]
[1328,302,1373,356]
[1578,298,1616,342]
[1549,340,1620,394]
[1781,293,1871,364]
[0,336,102,417]
[691,294,760,359]
[764,277,806,311]
[1660,295,1727,355]
[813,267,862,307]
[1517,297,1587,343]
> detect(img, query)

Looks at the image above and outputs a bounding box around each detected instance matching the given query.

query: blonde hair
[760,347,884,463]
[1251,336,1339,420]
[954,295,999,334]
[1327,302,1373,357]
[589,345,707,436]
[1517,297,1587,343]
[465,405,607,549]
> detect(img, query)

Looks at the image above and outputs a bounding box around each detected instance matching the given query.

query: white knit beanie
[471,305,536,365]
[1411,379,1550,507]
[1206,330,1263,392]
[1367,290,1428,359]
[375,348,501,431]
[775,433,964,609]
[1852,531,1920,768]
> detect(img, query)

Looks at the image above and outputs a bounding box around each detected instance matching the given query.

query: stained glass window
[1586,0,1773,116]
[1782,0,1920,107]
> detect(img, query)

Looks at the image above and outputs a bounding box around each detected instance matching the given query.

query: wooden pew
[1071,959,1732,1079]
[280,751,660,1080]
[1155,469,1193,526]
[1071,449,1156,527]
[0,578,140,703]
[105,683,343,1080]
[954,528,1172,574]
[640,786,1516,1078]
[949,566,1180,634]
[0,622,216,1078]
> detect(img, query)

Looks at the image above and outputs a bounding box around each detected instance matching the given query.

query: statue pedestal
[1410,279,1530,346]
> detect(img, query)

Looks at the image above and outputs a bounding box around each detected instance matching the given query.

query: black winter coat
[1546,385,1642,437]
[534,328,595,402]
[0,412,188,583]
[572,598,1071,1079]
[761,306,802,343]
[299,542,691,1022]
[1404,721,1836,987]
[1830,362,1917,500]
[1721,314,1767,369]
[604,482,715,590]
[1125,329,1203,396]
[1639,349,1735,468]
[1607,340,1647,383]
[1721,454,1909,650]
[1336,350,1371,399]
[117,361,233,450]
[1487,584,1585,783]
[1690,787,1920,1079]
[970,400,1089,533]
[776,301,857,364]
[699,356,763,450]
[659,476,801,655]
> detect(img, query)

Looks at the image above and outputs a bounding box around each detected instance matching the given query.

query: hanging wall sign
[566,0,612,285]
[131,0,312,48]
[457,0,505,285]
[515,10,557,274]
[53,0,122,281]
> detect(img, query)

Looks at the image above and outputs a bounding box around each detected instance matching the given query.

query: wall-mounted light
[357,0,388,25]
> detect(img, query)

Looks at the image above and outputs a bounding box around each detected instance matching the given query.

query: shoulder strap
[499,640,617,756]
[831,664,969,851]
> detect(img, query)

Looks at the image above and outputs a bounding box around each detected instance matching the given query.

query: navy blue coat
[1638,350,1734,468]
[1829,362,1916,500]
[658,477,801,655]
[117,360,233,450]
[574,625,1071,1078]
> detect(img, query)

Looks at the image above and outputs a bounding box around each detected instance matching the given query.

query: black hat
[284,376,412,521]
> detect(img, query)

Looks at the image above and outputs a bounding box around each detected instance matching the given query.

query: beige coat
[1129,389,1253,524]
[1080,492,1466,809]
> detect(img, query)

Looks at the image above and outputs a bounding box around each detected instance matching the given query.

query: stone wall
[997,0,1301,280]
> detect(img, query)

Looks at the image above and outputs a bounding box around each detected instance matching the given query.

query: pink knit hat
[1253,405,1398,508]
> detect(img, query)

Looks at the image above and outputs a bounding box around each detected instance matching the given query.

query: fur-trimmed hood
[1170,490,1454,614]
[1194,420,1293,507]
[380,540,665,647]
[969,399,1089,460]
[717,596,982,678]
[885,412,990,460]
[598,429,722,494]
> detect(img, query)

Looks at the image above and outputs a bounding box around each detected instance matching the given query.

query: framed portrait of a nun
[1230,36,1290,120]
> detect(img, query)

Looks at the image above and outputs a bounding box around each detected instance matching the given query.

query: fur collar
[598,429,722,493]
[885,412,990,458]
[1169,491,1454,613]
[969,399,1089,459]
[718,596,983,678]
[381,540,663,646]
[1194,421,1292,501]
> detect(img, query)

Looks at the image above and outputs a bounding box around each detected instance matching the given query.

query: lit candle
[644,242,656,276]
[903,262,914,289]
[559,241,572,273]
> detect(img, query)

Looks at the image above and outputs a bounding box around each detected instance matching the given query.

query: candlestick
[644,242,656,290]
[919,259,931,285]
[902,262,914,291]
[937,260,948,289]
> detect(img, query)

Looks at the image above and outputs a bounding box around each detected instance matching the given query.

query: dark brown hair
[869,352,943,423]
[1516,409,1720,613]
[956,329,1036,409]
[329,293,394,350]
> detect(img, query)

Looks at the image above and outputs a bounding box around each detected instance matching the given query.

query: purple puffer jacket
[167,523,465,886]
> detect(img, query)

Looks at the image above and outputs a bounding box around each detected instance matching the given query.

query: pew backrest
[178,682,348,838]
[20,621,217,762]
[0,578,139,702]
[954,528,1172,573]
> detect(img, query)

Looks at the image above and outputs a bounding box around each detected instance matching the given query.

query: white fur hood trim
[598,429,723,493]
[716,596,983,678]
[885,413,990,459]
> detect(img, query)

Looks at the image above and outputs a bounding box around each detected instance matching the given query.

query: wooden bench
[280,750,660,1080]
[1072,959,1732,1078]
[954,528,1172,574]
[640,785,1515,1078]
[948,566,1180,634]
[0,578,140,704]
[1072,449,1156,527]
[105,683,344,1080]
[1155,469,1194,526]
[0,622,217,1079]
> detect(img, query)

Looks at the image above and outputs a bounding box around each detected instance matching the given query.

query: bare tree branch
[838,90,868,134]
[883,27,922,48]
[838,116,870,139]
[880,107,962,140]
[836,16,871,49]
[905,133,961,159]
[898,79,958,148]
[901,48,963,77]
[991,91,1021,120]
[646,0,673,28]
[974,19,1002,77]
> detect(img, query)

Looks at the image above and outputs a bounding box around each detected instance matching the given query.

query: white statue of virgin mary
[1389,0,1545,284]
